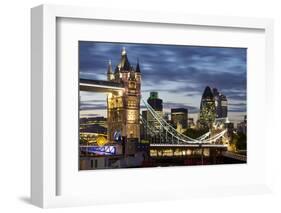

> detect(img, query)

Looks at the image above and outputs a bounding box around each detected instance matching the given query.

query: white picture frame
[31,4,274,208]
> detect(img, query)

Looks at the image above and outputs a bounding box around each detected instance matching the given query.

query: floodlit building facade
[107,48,141,145]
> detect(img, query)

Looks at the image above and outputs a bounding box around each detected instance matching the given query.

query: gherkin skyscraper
[198,86,216,129]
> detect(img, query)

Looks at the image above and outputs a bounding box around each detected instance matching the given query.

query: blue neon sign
[81,145,116,155]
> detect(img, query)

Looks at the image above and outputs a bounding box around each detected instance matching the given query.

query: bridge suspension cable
[141,97,227,144]
[142,97,202,143]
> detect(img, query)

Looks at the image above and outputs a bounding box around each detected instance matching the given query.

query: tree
[183,128,209,139]
[231,132,247,151]
[236,132,247,150]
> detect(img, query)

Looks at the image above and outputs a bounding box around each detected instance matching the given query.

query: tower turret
[135,58,141,82]
[135,58,141,73]
[107,48,141,149]
[118,47,132,72]
[107,60,114,81]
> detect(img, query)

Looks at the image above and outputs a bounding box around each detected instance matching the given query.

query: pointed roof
[135,58,141,73]
[107,60,113,74]
[116,47,132,72]
[202,86,214,99]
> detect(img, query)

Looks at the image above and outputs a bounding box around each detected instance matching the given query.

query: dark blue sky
[79,41,247,123]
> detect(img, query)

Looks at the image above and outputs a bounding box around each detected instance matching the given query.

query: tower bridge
[79,48,245,166]
[80,48,141,155]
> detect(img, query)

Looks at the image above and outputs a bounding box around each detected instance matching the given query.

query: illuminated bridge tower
[107,48,141,152]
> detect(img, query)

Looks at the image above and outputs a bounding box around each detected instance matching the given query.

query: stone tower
[107,48,141,147]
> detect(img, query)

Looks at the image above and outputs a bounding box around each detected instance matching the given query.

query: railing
[80,78,123,88]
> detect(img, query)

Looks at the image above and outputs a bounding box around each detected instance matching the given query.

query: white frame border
[31,4,274,208]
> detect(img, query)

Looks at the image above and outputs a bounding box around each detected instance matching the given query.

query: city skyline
[79,41,246,124]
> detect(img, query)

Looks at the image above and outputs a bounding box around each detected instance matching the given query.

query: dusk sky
[79,41,247,124]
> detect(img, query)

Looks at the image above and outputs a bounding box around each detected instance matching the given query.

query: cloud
[79,41,247,120]
[80,113,101,117]
[163,101,199,113]
[80,103,107,110]
[228,102,247,106]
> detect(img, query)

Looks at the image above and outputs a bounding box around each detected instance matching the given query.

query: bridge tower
[107,48,141,152]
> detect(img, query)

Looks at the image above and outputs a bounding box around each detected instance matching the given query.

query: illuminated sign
[96,136,107,147]
[113,130,122,142]
[81,145,116,155]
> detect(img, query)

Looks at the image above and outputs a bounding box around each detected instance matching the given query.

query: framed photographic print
[78,42,246,170]
[31,4,274,208]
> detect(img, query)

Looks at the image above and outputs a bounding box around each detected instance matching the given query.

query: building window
[129,82,136,89]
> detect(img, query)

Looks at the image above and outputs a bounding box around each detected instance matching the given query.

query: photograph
[79,41,247,170]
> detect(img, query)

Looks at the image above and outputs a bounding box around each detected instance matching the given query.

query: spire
[135,58,141,73]
[118,47,131,71]
[121,47,126,56]
[107,60,113,74]
[107,60,115,81]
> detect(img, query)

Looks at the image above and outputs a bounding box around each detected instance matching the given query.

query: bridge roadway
[79,78,246,163]
[150,143,228,148]
[222,151,247,162]
[80,78,124,93]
